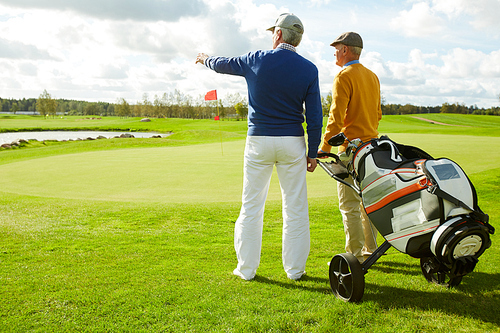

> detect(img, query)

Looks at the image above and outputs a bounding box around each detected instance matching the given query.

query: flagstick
[217,100,223,155]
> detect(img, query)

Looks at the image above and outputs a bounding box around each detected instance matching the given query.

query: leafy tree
[5,89,500,120]
[185,98,196,119]
[234,102,248,119]
[399,104,416,114]
[223,93,247,120]
[441,102,468,114]
[36,90,58,117]
[138,93,153,117]
[381,103,398,115]
[84,103,98,115]
[10,102,18,114]
[107,104,115,116]
[57,101,68,114]
[115,98,131,118]
[321,92,332,116]
[153,94,164,118]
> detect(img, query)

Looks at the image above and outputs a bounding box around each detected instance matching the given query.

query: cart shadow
[363,271,500,326]
[367,260,423,276]
[367,260,500,293]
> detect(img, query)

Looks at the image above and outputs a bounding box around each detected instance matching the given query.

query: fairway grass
[1,194,498,332]
[1,115,499,332]
[0,133,498,203]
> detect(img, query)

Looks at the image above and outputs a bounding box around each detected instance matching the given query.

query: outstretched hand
[195,53,209,65]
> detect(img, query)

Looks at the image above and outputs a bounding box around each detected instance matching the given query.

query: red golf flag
[205,89,217,101]
[214,116,220,120]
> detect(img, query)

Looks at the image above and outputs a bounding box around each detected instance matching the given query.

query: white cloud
[468,1,500,33]
[18,62,38,76]
[0,38,54,60]
[375,46,500,106]
[430,0,469,18]
[362,51,389,78]
[431,0,500,34]
[203,0,288,54]
[0,0,207,22]
[439,48,483,78]
[391,2,445,37]
[307,0,332,6]
[479,50,500,78]
[98,63,129,80]
[0,0,498,108]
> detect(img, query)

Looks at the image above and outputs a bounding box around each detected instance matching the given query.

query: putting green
[0,134,498,203]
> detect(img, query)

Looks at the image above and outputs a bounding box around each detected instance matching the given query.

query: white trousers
[233,136,310,280]
[337,175,378,262]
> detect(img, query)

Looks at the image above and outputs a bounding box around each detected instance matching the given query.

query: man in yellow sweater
[319,32,382,263]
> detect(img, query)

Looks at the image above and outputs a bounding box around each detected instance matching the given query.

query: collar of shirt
[343,60,360,68]
[277,43,296,53]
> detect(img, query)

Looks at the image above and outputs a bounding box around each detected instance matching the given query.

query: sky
[0,0,499,108]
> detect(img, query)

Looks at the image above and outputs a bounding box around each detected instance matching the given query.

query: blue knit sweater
[205,48,323,158]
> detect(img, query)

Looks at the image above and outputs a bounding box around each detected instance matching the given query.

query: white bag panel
[424,159,474,211]
[386,218,440,253]
[362,170,424,209]
[391,199,427,233]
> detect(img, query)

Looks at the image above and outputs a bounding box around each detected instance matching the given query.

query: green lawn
[0,114,499,332]
[0,115,249,136]
[0,134,499,203]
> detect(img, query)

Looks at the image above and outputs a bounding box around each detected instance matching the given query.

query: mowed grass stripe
[0,133,499,203]
[0,141,244,202]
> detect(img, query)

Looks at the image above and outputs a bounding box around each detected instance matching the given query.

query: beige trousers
[337,175,378,262]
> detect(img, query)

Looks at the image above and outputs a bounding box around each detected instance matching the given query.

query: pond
[0,131,170,145]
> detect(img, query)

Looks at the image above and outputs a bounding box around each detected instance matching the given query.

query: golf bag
[318,134,495,302]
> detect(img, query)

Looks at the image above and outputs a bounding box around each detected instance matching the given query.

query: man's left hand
[307,157,317,172]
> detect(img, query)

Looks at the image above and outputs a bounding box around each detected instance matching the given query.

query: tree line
[114,90,249,120]
[321,92,500,116]
[381,102,499,116]
[1,90,499,119]
[1,93,115,117]
[1,89,249,120]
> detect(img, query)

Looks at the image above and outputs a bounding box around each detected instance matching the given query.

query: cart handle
[316,158,361,196]
[317,152,341,163]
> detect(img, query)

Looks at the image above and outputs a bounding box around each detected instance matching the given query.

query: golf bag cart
[317,133,495,302]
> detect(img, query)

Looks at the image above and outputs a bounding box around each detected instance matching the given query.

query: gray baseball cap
[267,13,304,34]
[330,32,363,48]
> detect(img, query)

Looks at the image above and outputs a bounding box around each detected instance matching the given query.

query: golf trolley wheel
[431,217,491,267]
[329,253,364,302]
[420,256,462,288]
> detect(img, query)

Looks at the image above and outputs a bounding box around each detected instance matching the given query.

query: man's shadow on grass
[253,274,331,294]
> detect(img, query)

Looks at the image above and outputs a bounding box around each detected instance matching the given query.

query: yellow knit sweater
[321,63,382,153]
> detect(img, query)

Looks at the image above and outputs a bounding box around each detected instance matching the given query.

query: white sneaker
[288,271,306,281]
[233,268,254,281]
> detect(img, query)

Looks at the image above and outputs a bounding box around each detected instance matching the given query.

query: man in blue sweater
[196,13,323,281]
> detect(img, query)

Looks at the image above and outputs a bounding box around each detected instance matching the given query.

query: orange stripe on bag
[365,180,428,214]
